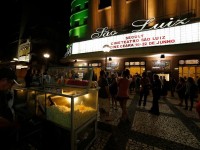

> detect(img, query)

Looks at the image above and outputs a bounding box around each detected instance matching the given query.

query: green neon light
[69,25,87,38]
[70,10,88,27]
[71,0,89,10]
[69,0,89,40]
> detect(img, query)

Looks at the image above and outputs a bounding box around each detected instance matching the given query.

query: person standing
[197,77,200,93]
[149,74,162,115]
[116,70,131,121]
[24,67,32,87]
[109,74,118,110]
[184,77,198,111]
[170,76,177,97]
[0,67,19,149]
[196,100,200,119]
[138,72,150,107]
[98,70,111,120]
[175,77,186,106]
[135,73,141,94]
[161,76,168,98]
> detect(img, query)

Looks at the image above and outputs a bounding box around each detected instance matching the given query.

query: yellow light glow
[84,94,89,99]
[65,97,79,105]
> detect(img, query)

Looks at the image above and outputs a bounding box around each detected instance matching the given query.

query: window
[74,20,80,27]
[99,0,111,9]
[75,5,81,12]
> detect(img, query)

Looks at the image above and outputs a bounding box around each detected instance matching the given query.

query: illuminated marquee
[72,20,199,55]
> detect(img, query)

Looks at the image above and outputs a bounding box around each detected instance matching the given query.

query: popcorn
[46,104,96,128]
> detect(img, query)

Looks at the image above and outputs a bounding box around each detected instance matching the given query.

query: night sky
[0,0,71,62]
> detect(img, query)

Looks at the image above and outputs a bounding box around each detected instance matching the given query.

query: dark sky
[0,0,71,61]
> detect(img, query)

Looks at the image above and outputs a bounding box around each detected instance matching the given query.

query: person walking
[116,70,131,122]
[138,72,150,107]
[149,74,162,115]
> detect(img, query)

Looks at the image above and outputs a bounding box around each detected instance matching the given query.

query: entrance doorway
[157,73,170,81]
[125,66,145,76]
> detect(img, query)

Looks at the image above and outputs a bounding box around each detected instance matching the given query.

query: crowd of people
[1,66,200,149]
[97,69,162,121]
[97,69,200,121]
[175,76,199,111]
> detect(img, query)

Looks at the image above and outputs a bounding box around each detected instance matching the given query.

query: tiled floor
[89,93,200,150]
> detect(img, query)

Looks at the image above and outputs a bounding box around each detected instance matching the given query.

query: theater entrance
[125,66,145,76]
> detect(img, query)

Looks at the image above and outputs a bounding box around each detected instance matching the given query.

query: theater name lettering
[91,17,190,39]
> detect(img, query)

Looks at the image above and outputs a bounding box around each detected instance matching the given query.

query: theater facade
[63,0,200,81]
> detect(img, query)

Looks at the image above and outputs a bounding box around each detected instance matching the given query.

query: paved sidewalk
[89,93,200,150]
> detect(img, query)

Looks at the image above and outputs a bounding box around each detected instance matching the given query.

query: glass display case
[27,87,98,129]
[26,66,99,150]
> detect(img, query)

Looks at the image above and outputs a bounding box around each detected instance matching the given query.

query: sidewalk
[89,93,200,150]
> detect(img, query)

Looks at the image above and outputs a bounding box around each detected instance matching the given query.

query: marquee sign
[72,18,199,55]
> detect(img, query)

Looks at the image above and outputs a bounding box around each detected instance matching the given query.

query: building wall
[111,0,126,30]
[69,0,200,41]
[125,0,142,25]
[88,0,200,36]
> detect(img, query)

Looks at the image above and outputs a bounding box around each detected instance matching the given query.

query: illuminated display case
[26,66,99,150]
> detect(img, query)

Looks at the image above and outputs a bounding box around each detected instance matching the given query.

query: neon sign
[132,17,190,32]
[91,27,118,39]
[91,17,190,39]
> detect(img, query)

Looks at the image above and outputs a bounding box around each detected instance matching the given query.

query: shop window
[99,0,111,9]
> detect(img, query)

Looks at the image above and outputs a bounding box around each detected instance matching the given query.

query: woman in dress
[116,70,131,121]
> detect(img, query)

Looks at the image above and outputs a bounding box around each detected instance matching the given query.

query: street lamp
[43,53,50,59]
[103,45,110,71]
[43,53,50,71]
